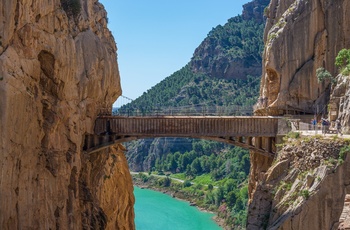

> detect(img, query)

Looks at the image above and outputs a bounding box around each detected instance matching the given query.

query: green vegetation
[264,6,270,17]
[268,32,277,42]
[277,181,293,192]
[118,66,260,115]
[132,143,251,228]
[335,48,350,75]
[300,189,310,200]
[125,3,269,228]
[285,131,300,139]
[118,15,266,115]
[152,141,250,180]
[339,145,350,164]
[61,0,81,17]
[316,48,350,87]
[281,131,301,145]
[316,67,336,84]
[134,161,250,228]
[204,16,265,62]
[183,180,192,188]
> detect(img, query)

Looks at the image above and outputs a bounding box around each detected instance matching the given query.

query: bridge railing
[113,105,254,117]
[94,116,279,138]
[290,121,340,135]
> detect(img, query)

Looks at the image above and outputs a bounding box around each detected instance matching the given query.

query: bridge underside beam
[83,134,276,158]
[87,116,281,157]
[94,116,279,138]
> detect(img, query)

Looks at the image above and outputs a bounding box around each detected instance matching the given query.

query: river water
[134,186,222,230]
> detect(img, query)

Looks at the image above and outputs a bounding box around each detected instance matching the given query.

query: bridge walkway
[84,116,283,157]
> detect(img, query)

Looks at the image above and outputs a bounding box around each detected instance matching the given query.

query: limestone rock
[0,0,134,229]
[255,0,350,115]
[242,0,270,23]
[330,75,350,133]
[247,137,350,230]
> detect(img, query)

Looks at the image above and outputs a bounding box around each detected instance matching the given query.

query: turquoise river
[134,186,223,230]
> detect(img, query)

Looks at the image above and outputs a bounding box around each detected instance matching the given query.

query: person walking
[321,118,329,135]
[336,119,343,136]
[311,118,317,131]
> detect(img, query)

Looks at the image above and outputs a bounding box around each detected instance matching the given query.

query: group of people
[311,117,342,135]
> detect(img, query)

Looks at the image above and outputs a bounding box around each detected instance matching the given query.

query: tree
[215,186,225,206]
[234,196,245,211]
[225,179,237,193]
[163,177,171,187]
[179,152,191,171]
[155,158,161,171]
[191,158,202,175]
[335,48,350,75]
[226,191,237,208]
[200,157,211,173]
[205,191,215,205]
[185,164,193,177]
[183,180,192,188]
[316,67,336,84]
[166,154,177,173]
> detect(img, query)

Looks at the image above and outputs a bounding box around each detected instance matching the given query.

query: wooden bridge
[83,116,284,157]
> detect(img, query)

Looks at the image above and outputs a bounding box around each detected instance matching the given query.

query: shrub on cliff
[335,48,350,75]
[61,0,81,18]
[316,67,336,85]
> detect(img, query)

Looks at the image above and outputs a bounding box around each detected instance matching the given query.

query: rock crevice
[0,0,134,229]
[256,0,350,115]
[248,138,350,229]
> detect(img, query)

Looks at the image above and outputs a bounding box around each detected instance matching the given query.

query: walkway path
[298,130,350,139]
[130,172,186,184]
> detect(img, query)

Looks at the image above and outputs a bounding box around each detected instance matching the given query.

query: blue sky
[99,0,251,106]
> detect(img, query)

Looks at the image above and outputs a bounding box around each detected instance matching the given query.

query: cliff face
[242,0,270,23]
[249,1,350,228]
[190,0,269,80]
[255,0,350,115]
[0,0,134,229]
[247,138,350,229]
[331,74,350,133]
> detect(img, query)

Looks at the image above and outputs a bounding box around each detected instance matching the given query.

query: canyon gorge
[249,0,350,229]
[0,0,134,229]
[1,0,350,229]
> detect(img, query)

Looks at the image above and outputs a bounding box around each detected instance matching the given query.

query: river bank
[134,186,223,230]
[132,173,229,229]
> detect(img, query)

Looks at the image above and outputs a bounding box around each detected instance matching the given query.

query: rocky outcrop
[0,0,134,229]
[256,0,350,115]
[242,0,270,23]
[247,136,350,229]
[330,74,350,133]
[80,145,135,230]
[126,138,193,172]
[190,0,269,80]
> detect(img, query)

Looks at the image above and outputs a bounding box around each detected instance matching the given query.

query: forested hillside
[118,65,259,116]
[120,0,269,228]
[120,5,266,170]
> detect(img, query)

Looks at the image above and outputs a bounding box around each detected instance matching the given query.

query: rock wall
[0,0,135,229]
[247,137,350,230]
[255,0,350,115]
[242,0,270,23]
[330,74,350,133]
